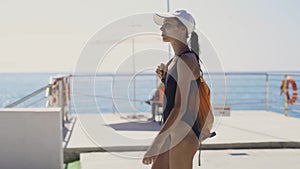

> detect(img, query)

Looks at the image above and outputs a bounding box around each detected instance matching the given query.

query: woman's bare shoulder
[179,52,198,66]
[179,52,199,69]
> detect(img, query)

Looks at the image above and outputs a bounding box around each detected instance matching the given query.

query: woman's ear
[179,25,184,31]
[180,26,188,34]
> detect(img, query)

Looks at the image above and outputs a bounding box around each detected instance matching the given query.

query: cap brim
[153,12,175,25]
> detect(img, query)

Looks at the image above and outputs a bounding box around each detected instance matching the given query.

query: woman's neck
[171,41,190,56]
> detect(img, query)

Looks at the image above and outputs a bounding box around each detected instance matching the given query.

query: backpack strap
[198,132,216,166]
[166,57,174,67]
[161,58,174,85]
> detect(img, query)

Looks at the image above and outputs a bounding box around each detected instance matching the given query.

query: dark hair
[174,18,201,61]
[189,31,200,61]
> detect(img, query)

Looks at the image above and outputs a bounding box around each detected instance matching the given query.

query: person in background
[146,82,165,121]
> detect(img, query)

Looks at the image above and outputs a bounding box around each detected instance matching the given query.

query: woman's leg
[169,130,199,169]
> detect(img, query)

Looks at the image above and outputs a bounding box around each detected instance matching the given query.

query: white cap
[153,10,195,34]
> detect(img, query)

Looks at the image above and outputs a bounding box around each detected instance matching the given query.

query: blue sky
[0,0,299,72]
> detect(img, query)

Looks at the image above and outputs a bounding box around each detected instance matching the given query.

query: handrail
[4,72,299,120]
[72,72,300,116]
[4,75,72,126]
[5,84,52,108]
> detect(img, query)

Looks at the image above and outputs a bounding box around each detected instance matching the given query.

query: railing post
[63,77,68,123]
[65,77,70,122]
[266,74,269,111]
[58,78,65,126]
[46,77,53,108]
[283,75,289,116]
[112,74,116,113]
[225,73,228,106]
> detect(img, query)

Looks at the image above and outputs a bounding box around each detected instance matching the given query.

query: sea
[1,72,300,118]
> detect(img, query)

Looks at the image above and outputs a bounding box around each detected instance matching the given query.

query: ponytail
[189,31,200,61]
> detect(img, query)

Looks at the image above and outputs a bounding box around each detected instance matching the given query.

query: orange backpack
[197,76,215,140]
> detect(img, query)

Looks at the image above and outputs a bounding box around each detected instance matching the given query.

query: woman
[142,10,202,169]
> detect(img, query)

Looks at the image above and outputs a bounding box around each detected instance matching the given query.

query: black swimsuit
[161,52,201,139]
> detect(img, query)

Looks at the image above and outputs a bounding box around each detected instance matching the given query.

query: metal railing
[5,84,51,108]
[71,73,158,114]
[4,72,300,119]
[70,72,300,117]
[267,73,300,117]
[4,75,72,126]
[46,75,72,124]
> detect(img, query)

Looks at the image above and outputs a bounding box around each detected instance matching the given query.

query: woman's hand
[142,154,156,165]
[155,63,167,80]
[142,142,161,165]
[142,118,170,165]
[142,145,158,165]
